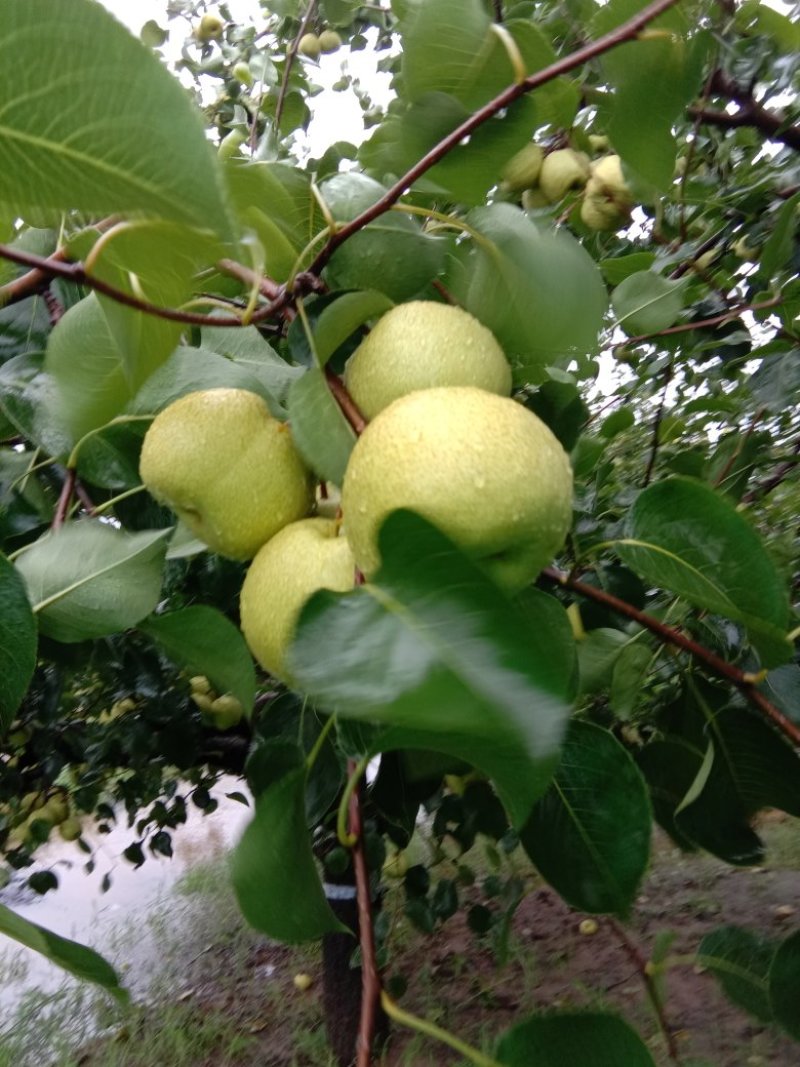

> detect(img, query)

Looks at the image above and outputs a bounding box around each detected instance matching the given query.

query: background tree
[0,0,798,1063]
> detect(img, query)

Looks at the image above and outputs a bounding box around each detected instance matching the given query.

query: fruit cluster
[139,302,573,700]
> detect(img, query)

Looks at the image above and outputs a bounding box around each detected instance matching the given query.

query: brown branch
[217,258,282,301]
[642,357,674,487]
[492,0,504,22]
[347,760,381,1067]
[541,566,800,748]
[609,919,681,1064]
[304,0,684,278]
[275,1,319,132]
[688,71,800,152]
[325,367,368,434]
[619,296,783,349]
[52,469,77,531]
[741,436,800,504]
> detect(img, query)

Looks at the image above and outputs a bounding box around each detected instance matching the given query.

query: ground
[6,816,800,1066]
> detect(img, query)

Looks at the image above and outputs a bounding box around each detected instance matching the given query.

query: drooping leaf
[290,510,574,827]
[287,368,357,486]
[0,0,230,235]
[0,553,37,733]
[611,271,687,336]
[15,521,170,642]
[139,606,256,715]
[447,204,608,382]
[0,903,127,1002]
[520,721,651,915]
[0,352,72,458]
[495,1011,656,1066]
[617,477,791,667]
[769,929,800,1040]
[698,926,777,1023]
[231,747,345,943]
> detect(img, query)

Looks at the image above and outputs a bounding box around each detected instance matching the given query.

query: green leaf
[311,291,394,367]
[139,606,256,714]
[0,352,72,458]
[231,752,345,943]
[495,1011,656,1066]
[400,0,493,105]
[610,642,652,719]
[290,511,574,828]
[0,0,230,235]
[287,368,357,486]
[698,926,777,1023]
[617,477,791,667]
[15,521,170,643]
[0,902,128,1002]
[769,929,800,1040]
[758,190,800,282]
[448,204,608,382]
[0,553,37,733]
[577,628,629,695]
[520,721,651,915]
[611,271,687,336]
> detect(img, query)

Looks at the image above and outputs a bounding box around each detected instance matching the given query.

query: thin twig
[712,406,765,490]
[541,567,800,748]
[303,0,684,279]
[609,919,681,1064]
[325,367,368,434]
[275,0,318,132]
[52,469,77,530]
[642,357,674,487]
[347,759,381,1067]
[688,70,800,152]
[742,437,800,504]
[619,296,783,349]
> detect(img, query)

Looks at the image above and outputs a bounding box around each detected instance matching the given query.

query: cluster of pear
[502,140,635,232]
[4,789,81,850]
[188,675,244,730]
[298,29,342,59]
[139,302,573,695]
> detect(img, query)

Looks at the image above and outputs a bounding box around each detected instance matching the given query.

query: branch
[347,760,381,1067]
[609,920,681,1065]
[541,566,800,749]
[304,0,684,278]
[642,356,674,488]
[688,71,800,152]
[275,0,318,132]
[741,436,800,504]
[619,296,783,348]
[52,469,77,531]
[324,367,368,434]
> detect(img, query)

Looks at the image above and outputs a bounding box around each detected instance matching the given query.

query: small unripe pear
[190,675,212,695]
[210,694,244,730]
[588,134,610,153]
[318,30,342,53]
[298,33,321,59]
[59,816,82,842]
[233,61,253,87]
[196,14,223,42]
[501,143,544,192]
[539,149,591,203]
[293,973,313,991]
[581,154,634,231]
[42,795,69,825]
[191,692,214,713]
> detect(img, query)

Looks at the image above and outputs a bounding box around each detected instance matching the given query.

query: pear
[539,149,591,203]
[209,694,244,730]
[581,154,635,232]
[240,518,355,685]
[341,387,573,593]
[344,302,511,420]
[318,30,342,53]
[140,389,314,561]
[298,33,321,59]
[196,14,223,42]
[501,143,545,192]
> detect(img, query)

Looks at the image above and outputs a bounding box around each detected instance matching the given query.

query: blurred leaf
[758,191,800,282]
[287,368,357,485]
[140,606,256,714]
[617,477,791,667]
[699,926,776,1023]
[0,903,128,1002]
[448,205,608,381]
[16,521,170,642]
[520,721,651,915]
[577,628,629,695]
[496,1011,656,1066]
[610,642,652,719]
[0,0,230,236]
[769,929,800,1040]
[231,754,346,942]
[290,511,574,827]
[0,353,72,458]
[612,272,687,336]
[0,553,37,732]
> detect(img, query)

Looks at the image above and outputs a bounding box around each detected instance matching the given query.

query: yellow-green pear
[210,694,244,730]
[318,29,342,53]
[196,14,223,42]
[191,692,214,714]
[501,143,544,192]
[240,518,355,686]
[344,302,511,420]
[581,154,634,231]
[588,134,610,153]
[539,149,591,203]
[233,61,253,87]
[140,389,314,561]
[298,32,321,58]
[341,387,573,593]
[59,816,82,842]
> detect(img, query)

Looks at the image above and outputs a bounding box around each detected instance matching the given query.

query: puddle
[0,777,253,1016]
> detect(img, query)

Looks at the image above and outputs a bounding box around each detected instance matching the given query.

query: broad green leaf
[15,521,170,643]
[636,735,703,852]
[400,0,493,105]
[758,190,800,283]
[231,749,345,942]
[520,721,651,915]
[290,511,574,827]
[128,344,296,419]
[0,902,127,1003]
[312,291,394,367]
[611,271,687,336]
[0,553,37,733]
[495,1011,656,1066]
[200,326,303,408]
[448,204,608,382]
[594,1,708,190]
[287,368,357,486]
[0,0,230,236]
[139,606,256,715]
[75,421,146,491]
[698,926,777,1023]
[0,353,72,458]
[769,929,800,1040]
[576,627,629,694]
[617,477,791,667]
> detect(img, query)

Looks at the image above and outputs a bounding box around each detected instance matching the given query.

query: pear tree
[0,0,799,1063]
